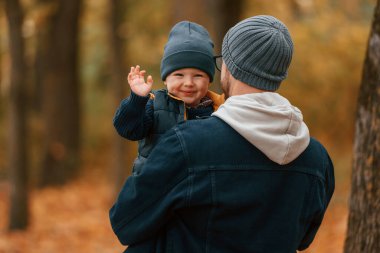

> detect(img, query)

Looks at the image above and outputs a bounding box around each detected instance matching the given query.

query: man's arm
[298,148,335,250]
[109,127,189,245]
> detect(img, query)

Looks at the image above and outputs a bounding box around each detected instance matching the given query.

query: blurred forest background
[0,0,377,252]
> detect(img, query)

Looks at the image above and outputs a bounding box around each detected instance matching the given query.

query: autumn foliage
[0,0,378,252]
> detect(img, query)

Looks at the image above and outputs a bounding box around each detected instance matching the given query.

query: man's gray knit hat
[161,21,215,82]
[222,15,293,91]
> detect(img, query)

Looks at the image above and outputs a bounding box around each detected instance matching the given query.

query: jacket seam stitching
[319,144,329,208]
[205,171,216,253]
[298,177,318,249]
[191,166,325,182]
[174,127,192,206]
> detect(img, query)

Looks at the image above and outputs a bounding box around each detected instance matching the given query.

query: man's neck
[230,79,267,96]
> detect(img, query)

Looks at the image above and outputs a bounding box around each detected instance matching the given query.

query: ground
[0,171,347,253]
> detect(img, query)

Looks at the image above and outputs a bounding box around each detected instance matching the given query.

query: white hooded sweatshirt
[212,92,310,165]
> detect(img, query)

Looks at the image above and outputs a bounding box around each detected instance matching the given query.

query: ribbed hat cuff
[160,51,215,82]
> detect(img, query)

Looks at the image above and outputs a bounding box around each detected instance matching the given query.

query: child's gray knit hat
[222,15,293,91]
[161,21,215,82]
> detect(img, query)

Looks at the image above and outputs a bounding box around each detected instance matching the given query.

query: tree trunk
[206,0,243,92]
[33,0,55,113]
[344,0,380,252]
[38,0,82,186]
[109,0,130,196]
[206,0,243,53]
[4,0,29,230]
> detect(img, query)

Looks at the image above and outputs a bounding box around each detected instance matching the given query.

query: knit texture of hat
[161,21,215,82]
[222,15,293,91]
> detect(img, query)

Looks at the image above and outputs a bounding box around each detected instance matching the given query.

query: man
[109,15,335,253]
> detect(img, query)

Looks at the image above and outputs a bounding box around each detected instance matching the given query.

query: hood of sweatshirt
[212,92,310,165]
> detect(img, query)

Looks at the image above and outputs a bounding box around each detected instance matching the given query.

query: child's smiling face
[165,68,210,107]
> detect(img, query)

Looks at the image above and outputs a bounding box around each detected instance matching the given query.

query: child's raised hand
[128,65,153,97]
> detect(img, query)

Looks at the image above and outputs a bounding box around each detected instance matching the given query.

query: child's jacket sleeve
[113,91,154,140]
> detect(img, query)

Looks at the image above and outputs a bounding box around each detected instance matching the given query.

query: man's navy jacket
[109,116,335,253]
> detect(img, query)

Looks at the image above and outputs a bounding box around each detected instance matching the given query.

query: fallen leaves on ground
[0,173,125,253]
[0,172,347,253]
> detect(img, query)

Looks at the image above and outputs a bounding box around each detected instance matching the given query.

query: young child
[113,21,224,174]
